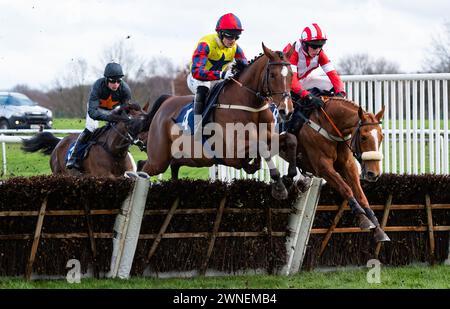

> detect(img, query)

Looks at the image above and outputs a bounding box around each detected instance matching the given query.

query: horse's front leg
[265,156,288,200]
[336,154,390,242]
[279,132,298,179]
[261,131,288,200]
[311,155,375,230]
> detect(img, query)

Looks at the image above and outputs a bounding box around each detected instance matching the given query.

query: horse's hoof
[271,184,288,200]
[281,175,294,189]
[357,213,376,230]
[295,177,311,193]
[374,227,391,242]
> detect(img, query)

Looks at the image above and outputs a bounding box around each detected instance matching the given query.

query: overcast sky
[0,0,449,90]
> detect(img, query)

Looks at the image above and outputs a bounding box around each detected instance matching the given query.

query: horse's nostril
[367,171,376,178]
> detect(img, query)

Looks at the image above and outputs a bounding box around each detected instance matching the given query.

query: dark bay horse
[281,97,390,242]
[22,104,145,178]
[140,43,295,199]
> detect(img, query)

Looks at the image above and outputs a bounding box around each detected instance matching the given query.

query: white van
[0,92,53,129]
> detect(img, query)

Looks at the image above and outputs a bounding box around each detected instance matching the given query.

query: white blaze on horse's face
[370,129,379,152]
[280,66,291,114]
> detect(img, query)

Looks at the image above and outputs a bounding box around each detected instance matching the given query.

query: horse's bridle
[318,99,383,164]
[228,59,292,106]
[350,120,383,164]
[103,121,146,157]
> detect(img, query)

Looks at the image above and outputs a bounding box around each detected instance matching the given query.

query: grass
[0,265,449,289]
[0,118,209,179]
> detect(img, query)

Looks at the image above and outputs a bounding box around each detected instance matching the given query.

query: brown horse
[22,104,146,178]
[139,43,296,199]
[281,97,390,242]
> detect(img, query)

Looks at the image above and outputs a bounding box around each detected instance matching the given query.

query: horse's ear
[358,106,365,120]
[143,101,150,113]
[375,105,385,121]
[285,42,295,59]
[262,42,275,61]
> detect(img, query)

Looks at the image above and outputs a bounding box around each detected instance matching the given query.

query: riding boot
[193,85,209,139]
[286,108,303,135]
[66,128,93,170]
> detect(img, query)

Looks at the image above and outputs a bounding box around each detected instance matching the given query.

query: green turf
[0,265,449,289]
[0,118,209,179]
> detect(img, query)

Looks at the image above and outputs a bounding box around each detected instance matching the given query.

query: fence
[0,129,82,175]
[211,73,450,181]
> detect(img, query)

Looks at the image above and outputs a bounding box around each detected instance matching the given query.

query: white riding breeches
[187,73,220,94]
[301,75,334,92]
[85,103,99,132]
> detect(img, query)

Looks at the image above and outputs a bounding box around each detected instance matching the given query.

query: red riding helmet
[215,13,244,31]
[300,23,327,43]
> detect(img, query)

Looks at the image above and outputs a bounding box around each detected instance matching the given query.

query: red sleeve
[235,45,248,64]
[284,43,308,97]
[191,42,221,81]
[319,51,345,93]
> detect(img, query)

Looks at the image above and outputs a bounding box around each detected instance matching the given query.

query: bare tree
[337,53,400,75]
[423,22,450,73]
[98,40,145,80]
[51,58,90,117]
[145,56,178,78]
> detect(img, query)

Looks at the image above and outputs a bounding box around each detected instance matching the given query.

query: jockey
[66,62,132,171]
[283,23,346,134]
[187,13,248,136]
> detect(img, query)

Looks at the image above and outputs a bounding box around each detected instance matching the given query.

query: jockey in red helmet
[187,13,248,137]
[283,23,346,134]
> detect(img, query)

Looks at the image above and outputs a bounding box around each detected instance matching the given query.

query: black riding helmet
[104,62,124,78]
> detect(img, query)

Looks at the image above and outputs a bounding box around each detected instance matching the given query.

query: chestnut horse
[139,43,295,199]
[22,104,146,178]
[281,97,390,242]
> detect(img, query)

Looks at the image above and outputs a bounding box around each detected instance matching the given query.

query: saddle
[65,125,111,163]
[173,81,227,137]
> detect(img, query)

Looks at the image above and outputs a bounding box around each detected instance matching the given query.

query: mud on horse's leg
[171,163,180,180]
[280,132,298,179]
[265,157,288,200]
[363,207,391,242]
[348,197,376,230]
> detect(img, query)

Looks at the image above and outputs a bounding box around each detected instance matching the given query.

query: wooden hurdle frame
[1,182,450,279]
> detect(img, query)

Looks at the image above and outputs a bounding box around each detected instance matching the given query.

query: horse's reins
[99,122,138,158]
[318,98,382,163]
[216,59,291,113]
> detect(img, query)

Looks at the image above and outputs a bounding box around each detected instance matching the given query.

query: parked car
[0,92,53,129]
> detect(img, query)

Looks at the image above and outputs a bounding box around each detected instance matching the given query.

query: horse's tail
[21,132,60,155]
[141,94,172,131]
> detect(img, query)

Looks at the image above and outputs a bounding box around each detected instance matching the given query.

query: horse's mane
[233,51,286,79]
[91,123,111,140]
[326,96,361,110]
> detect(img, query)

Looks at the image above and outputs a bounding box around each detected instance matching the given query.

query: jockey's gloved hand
[335,91,346,98]
[221,70,234,80]
[108,113,130,123]
[302,94,324,108]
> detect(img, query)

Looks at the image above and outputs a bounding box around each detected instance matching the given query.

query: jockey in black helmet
[66,62,132,171]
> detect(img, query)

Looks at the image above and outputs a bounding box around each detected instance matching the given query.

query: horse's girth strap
[306,120,352,142]
[215,103,270,113]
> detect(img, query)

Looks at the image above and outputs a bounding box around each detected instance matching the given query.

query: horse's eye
[270,73,275,78]
[361,136,368,142]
